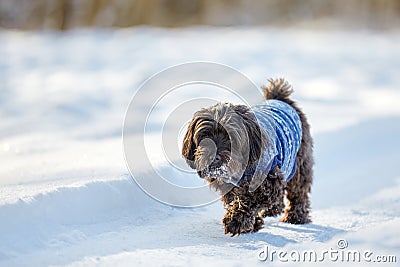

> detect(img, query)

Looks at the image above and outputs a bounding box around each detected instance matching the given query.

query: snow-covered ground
[1,27,400,266]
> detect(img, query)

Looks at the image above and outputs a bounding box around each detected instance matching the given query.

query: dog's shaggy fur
[182,78,313,236]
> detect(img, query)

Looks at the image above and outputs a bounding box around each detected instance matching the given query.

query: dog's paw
[252,216,264,232]
[280,213,311,224]
[223,215,254,236]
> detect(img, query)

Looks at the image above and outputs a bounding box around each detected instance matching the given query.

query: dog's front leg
[222,188,257,236]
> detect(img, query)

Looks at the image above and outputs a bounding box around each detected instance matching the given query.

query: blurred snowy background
[1,1,400,266]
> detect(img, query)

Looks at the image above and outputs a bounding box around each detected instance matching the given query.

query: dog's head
[182,103,268,185]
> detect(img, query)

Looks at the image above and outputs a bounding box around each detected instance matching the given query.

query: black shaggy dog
[182,79,313,236]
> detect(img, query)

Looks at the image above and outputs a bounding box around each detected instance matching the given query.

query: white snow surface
[1,27,400,266]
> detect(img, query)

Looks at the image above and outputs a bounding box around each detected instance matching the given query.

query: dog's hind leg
[281,156,313,224]
[281,100,314,224]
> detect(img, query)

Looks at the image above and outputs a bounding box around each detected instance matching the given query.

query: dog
[182,78,313,236]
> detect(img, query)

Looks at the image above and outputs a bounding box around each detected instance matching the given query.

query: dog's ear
[182,118,198,169]
[233,105,268,168]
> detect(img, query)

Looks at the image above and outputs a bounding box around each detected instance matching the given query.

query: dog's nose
[212,154,222,166]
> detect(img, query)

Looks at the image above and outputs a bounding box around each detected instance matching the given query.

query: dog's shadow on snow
[235,221,345,249]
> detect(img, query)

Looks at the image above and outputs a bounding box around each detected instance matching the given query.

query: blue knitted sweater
[241,99,302,184]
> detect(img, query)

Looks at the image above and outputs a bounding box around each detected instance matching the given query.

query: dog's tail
[261,78,294,103]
